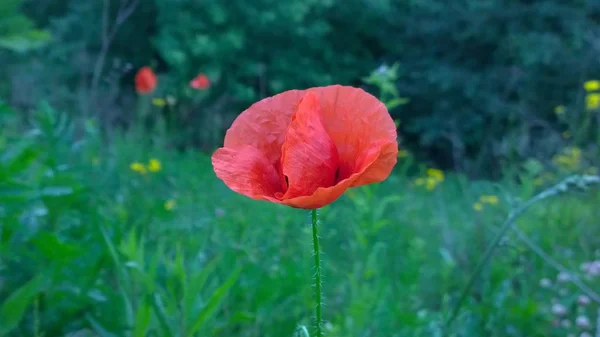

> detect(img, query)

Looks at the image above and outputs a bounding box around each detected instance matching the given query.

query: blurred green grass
[1,106,599,337]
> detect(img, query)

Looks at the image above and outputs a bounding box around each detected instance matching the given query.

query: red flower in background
[135,67,157,94]
[211,85,398,209]
[190,73,210,90]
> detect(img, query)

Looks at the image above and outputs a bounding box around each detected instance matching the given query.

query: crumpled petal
[212,145,281,201]
[280,92,340,199]
[280,140,390,209]
[307,85,398,185]
[223,90,305,165]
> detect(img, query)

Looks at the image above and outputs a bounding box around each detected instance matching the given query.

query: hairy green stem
[311,209,323,337]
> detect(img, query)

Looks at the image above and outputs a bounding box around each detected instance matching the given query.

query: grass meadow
[1,103,599,337]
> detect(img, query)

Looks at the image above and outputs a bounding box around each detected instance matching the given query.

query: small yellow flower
[554,105,566,115]
[473,202,483,212]
[569,147,581,159]
[397,149,409,158]
[152,98,167,107]
[426,168,445,182]
[553,147,581,171]
[584,80,600,92]
[130,162,147,174]
[562,131,571,139]
[164,199,176,211]
[425,177,438,191]
[479,195,499,205]
[147,158,161,172]
[586,93,600,110]
[553,154,571,166]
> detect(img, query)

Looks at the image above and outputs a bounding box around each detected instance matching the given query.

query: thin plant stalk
[311,209,323,337]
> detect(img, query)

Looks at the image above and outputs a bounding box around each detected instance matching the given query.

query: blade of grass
[85,314,119,337]
[133,298,152,337]
[99,223,134,330]
[151,293,173,336]
[0,274,45,336]
[185,266,242,336]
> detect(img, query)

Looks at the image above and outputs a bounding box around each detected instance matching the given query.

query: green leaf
[0,27,51,53]
[39,186,74,197]
[185,266,242,336]
[85,314,119,337]
[0,180,34,203]
[133,299,152,337]
[30,231,81,262]
[0,143,39,178]
[99,224,134,327]
[0,274,46,336]
[386,97,410,109]
[151,293,173,336]
[183,256,221,315]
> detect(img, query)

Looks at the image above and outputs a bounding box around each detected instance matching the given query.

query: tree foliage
[3,0,600,174]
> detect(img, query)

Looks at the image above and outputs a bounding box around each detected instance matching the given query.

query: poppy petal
[223,90,306,165]
[307,85,398,181]
[212,146,282,201]
[280,92,340,199]
[351,141,398,186]
[280,139,391,209]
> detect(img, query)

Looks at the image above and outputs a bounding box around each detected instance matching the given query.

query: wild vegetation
[1,1,600,336]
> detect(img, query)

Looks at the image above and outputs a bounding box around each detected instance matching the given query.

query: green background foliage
[1,1,600,336]
[2,0,597,172]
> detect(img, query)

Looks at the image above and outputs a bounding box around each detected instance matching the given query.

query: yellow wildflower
[425,177,438,191]
[586,93,600,110]
[164,199,176,211]
[426,168,445,182]
[553,147,581,171]
[130,162,147,175]
[152,98,167,107]
[473,202,483,212]
[568,147,581,159]
[554,105,566,115]
[584,80,600,92]
[479,195,499,205]
[552,154,571,166]
[147,158,162,172]
[397,149,409,158]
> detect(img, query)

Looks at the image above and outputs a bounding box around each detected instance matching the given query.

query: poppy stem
[311,209,323,337]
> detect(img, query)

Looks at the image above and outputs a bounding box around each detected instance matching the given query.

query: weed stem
[312,209,323,337]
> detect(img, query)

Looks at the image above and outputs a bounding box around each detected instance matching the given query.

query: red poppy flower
[211,85,398,209]
[190,73,210,90]
[135,67,157,94]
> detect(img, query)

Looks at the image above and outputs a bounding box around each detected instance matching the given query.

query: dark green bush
[3,0,600,175]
